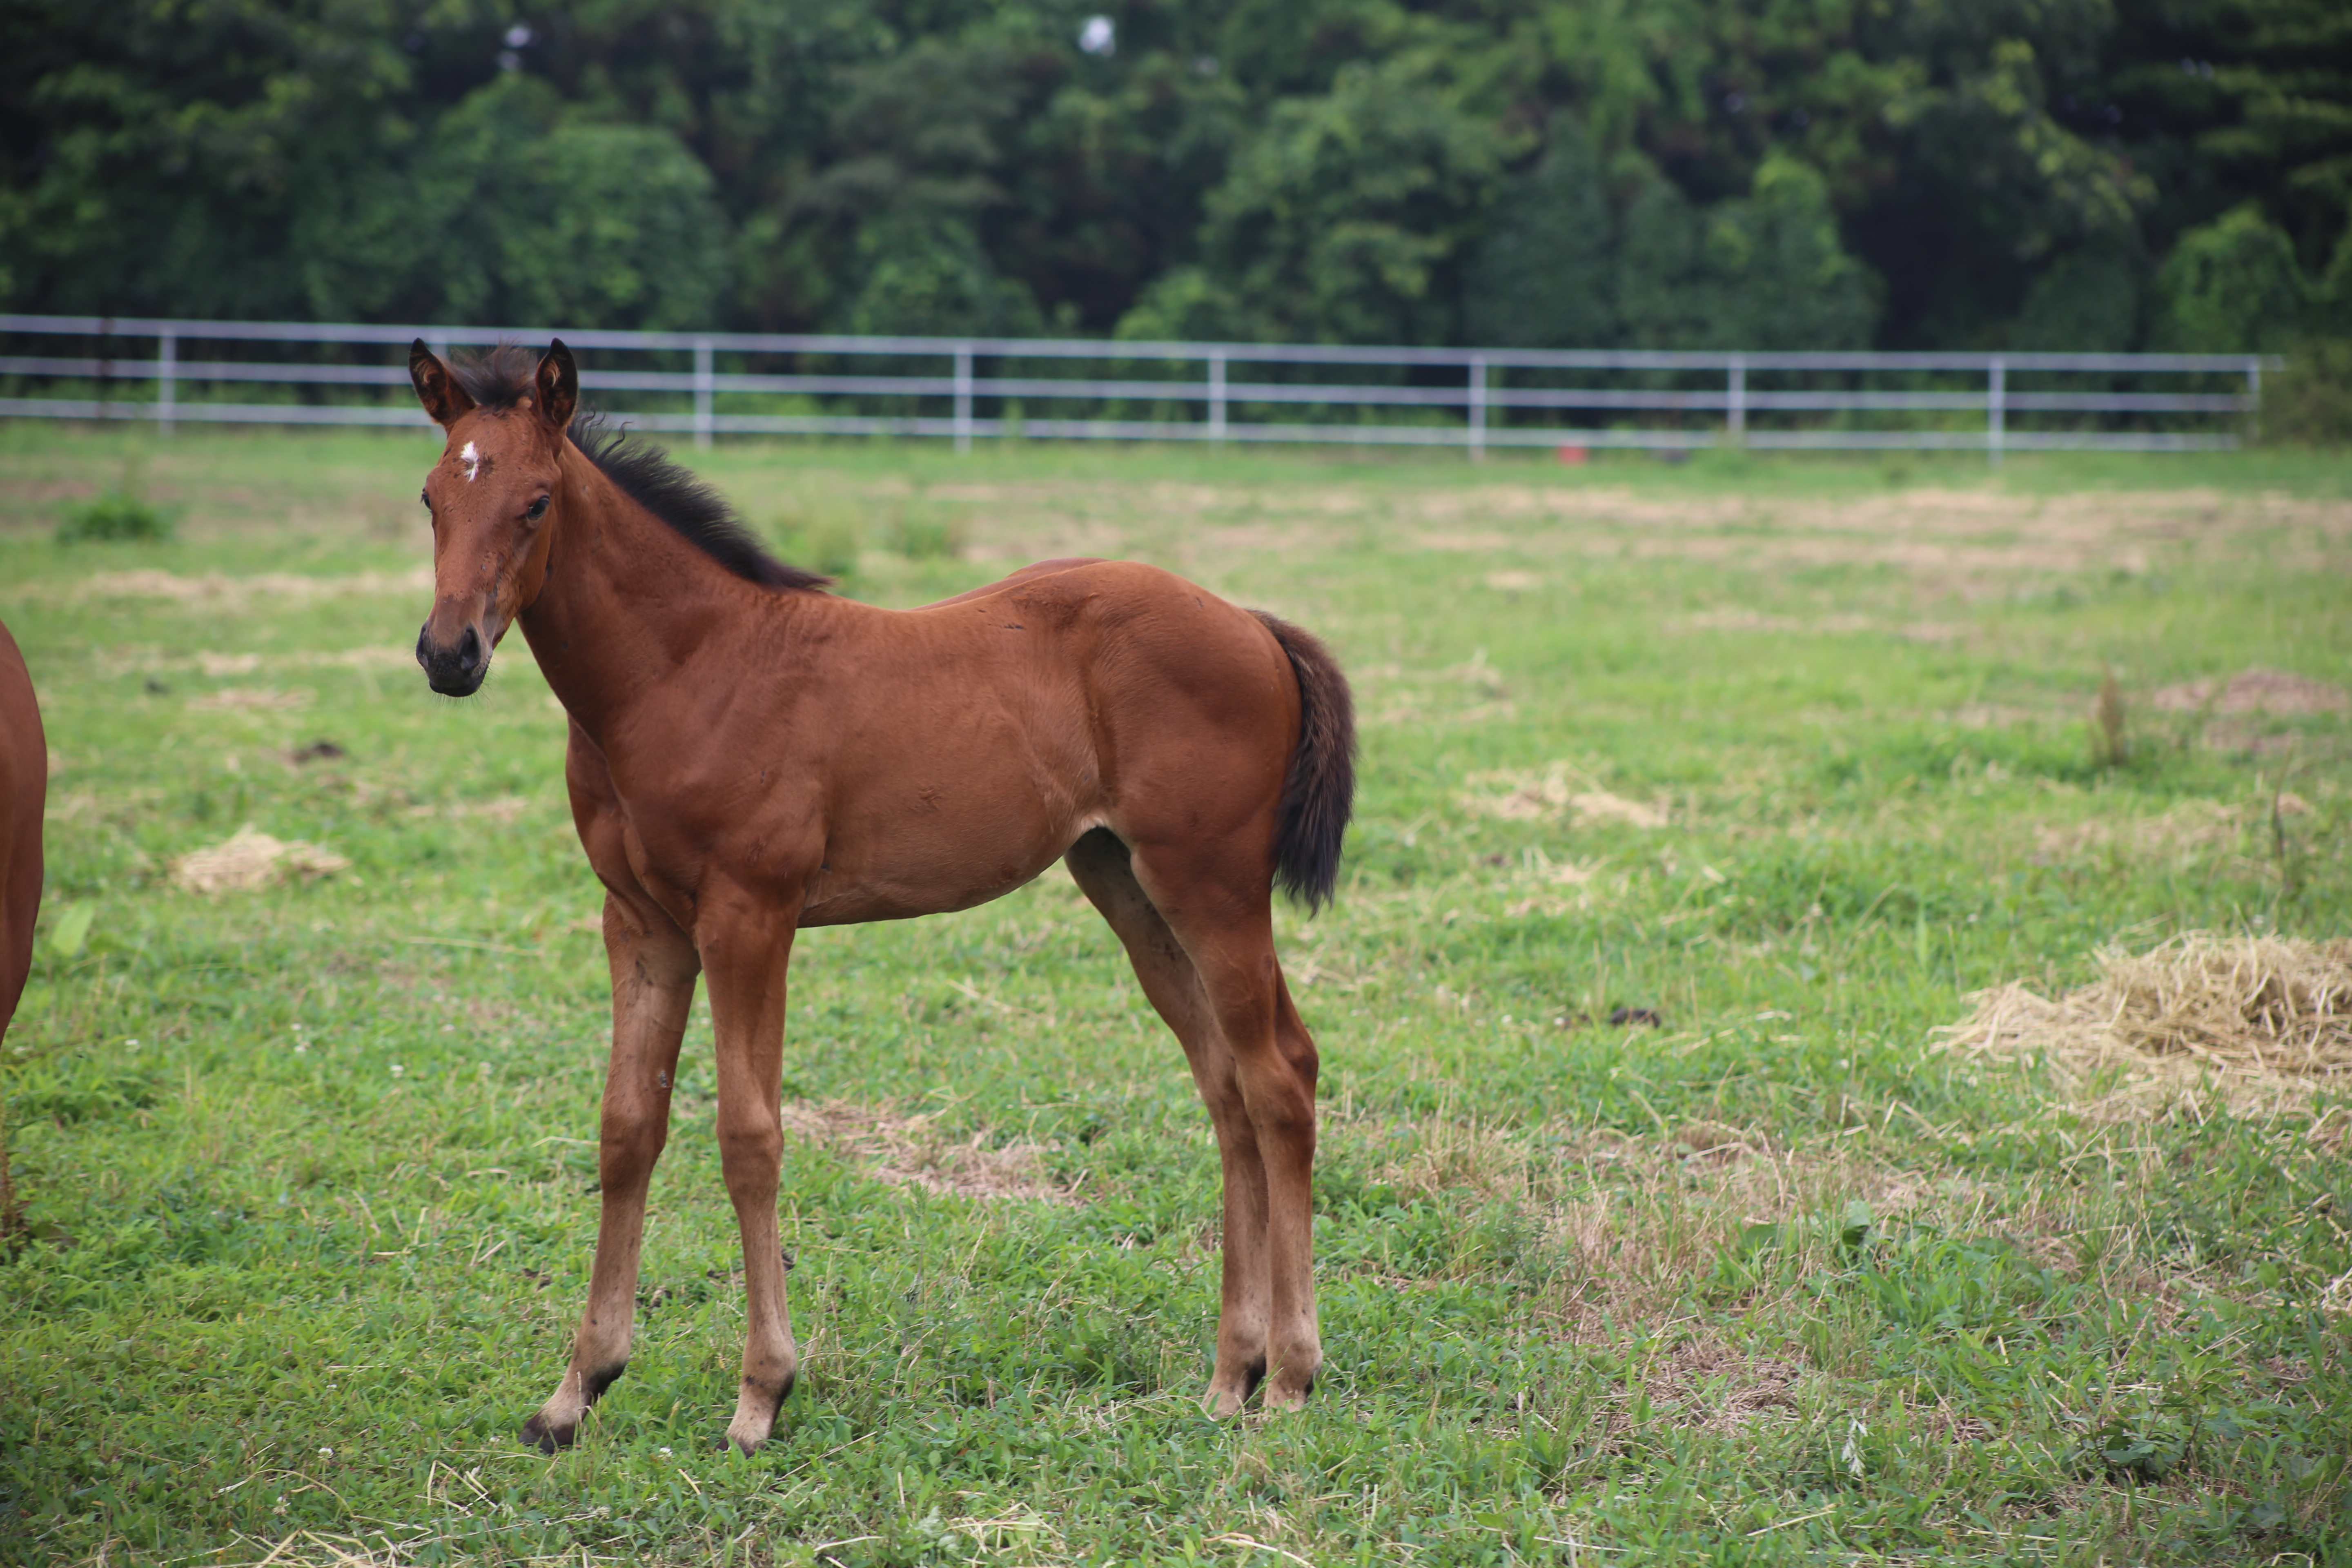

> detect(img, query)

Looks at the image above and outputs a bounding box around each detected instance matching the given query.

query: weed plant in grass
[54,493,176,546]
[0,426,2348,1566]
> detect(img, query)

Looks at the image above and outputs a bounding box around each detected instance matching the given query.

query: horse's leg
[696,884,801,1454]
[522,891,700,1451]
[1127,841,1322,1411]
[1064,830,1273,1416]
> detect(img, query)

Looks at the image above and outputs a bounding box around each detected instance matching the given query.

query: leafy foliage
[0,0,2348,352]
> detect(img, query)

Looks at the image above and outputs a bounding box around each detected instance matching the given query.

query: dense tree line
[2,0,2346,351]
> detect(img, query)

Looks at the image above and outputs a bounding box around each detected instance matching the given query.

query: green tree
[1615,153,1880,350]
[1135,59,1510,345]
[2151,203,2310,350]
[296,76,728,329]
[1462,119,1618,350]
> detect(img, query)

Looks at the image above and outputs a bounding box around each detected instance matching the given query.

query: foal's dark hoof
[519,1415,575,1454]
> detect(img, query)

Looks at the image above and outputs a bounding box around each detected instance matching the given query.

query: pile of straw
[1940,932,2352,1114]
[170,825,350,895]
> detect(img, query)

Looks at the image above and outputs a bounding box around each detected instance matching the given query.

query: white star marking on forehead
[459,441,482,483]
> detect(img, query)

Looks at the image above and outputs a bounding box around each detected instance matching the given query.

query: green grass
[2,425,2348,1566]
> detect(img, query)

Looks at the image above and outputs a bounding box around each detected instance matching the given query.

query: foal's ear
[536,339,579,432]
[409,340,475,427]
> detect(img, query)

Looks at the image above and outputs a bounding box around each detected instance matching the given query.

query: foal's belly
[791,784,1102,929]
[792,824,1083,927]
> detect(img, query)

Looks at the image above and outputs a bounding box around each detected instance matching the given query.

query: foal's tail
[1251,611,1356,912]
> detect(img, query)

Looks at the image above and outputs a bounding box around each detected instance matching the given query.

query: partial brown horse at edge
[407,340,1354,1454]
[0,617,48,1240]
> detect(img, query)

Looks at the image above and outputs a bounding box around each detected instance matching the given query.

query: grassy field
[1,425,2348,1567]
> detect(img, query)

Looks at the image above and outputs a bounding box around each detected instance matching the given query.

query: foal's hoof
[1262,1373,1314,1412]
[519,1413,576,1454]
[1201,1356,1267,1418]
[724,1372,794,1454]
[1202,1386,1248,1420]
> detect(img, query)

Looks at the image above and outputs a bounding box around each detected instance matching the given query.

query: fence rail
[0,313,2280,460]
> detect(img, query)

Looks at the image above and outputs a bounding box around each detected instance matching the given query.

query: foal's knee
[715,1111,783,1192]
[1237,1054,1317,1145]
[597,1104,669,1191]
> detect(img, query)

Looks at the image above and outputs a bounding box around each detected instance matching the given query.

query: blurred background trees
[1,0,2346,352]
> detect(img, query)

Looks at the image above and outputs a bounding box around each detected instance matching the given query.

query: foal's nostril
[415,624,432,669]
[457,625,483,673]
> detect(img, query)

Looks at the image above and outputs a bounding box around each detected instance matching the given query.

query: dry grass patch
[189,687,314,713]
[2149,669,2350,717]
[59,567,433,608]
[171,824,351,894]
[2029,800,2252,864]
[1939,932,2352,1115]
[780,1100,1073,1203]
[1459,762,1669,828]
[1610,1335,1809,1438]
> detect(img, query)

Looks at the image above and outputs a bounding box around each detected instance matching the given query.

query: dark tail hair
[1251,611,1356,912]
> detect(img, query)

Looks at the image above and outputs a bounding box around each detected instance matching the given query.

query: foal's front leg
[698,884,802,1454]
[522,893,699,1452]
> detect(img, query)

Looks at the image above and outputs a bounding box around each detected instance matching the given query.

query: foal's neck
[515,443,783,743]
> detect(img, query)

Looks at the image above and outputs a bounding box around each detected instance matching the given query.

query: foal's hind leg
[695,882,803,1455]
[523,891,699,1452]
[1065,830,1281,1416]
[1123,841,1323,1411]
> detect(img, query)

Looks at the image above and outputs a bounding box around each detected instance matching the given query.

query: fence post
[2246,354,2264,441]
[1726,352,1746,444]
[953,345,974,453]
[1468,355,1488,462]
[1987,356,2007,468]
[157,330,176,437]
[1207,350,1227,444]
[692,338,714,449]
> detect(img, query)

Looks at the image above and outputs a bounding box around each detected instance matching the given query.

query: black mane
[448,345,829,592]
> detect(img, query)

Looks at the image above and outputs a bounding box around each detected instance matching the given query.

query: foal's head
[407,339,578,697]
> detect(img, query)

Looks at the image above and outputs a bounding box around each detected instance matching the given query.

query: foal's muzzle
[416,621,489,697]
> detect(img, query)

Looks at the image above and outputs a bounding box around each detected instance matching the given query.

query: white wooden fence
[0,312,2276,460]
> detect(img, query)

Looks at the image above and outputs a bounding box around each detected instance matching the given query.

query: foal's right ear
[535,339,579,432]
[410,339,476,428]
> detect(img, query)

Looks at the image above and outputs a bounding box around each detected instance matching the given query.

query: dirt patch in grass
[2029,801,2252,864]
[781,1100,1072,1203]
[189,687,314,713]
[1616,1335,1808,1437]
[407,795,537,824]
[2149,669,2351,716]
[1939,932,2352,1115]
[1676,608,1971,643]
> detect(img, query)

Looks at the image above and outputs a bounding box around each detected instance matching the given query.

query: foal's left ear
[536,339,578,432]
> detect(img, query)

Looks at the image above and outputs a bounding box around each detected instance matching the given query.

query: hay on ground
[1461,763,1669,828]
[171,825,351,895]
[779,1100,1072,1202]
[1939,932,2352,1114]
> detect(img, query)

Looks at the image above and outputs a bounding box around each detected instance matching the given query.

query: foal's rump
[929,558,1350,902]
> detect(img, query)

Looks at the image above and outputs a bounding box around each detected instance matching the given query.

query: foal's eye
[525,495,550,521]
[419,489,429,507]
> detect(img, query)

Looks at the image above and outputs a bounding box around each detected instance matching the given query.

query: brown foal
[407,341,1354,1454]
[0,618,46,1238]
